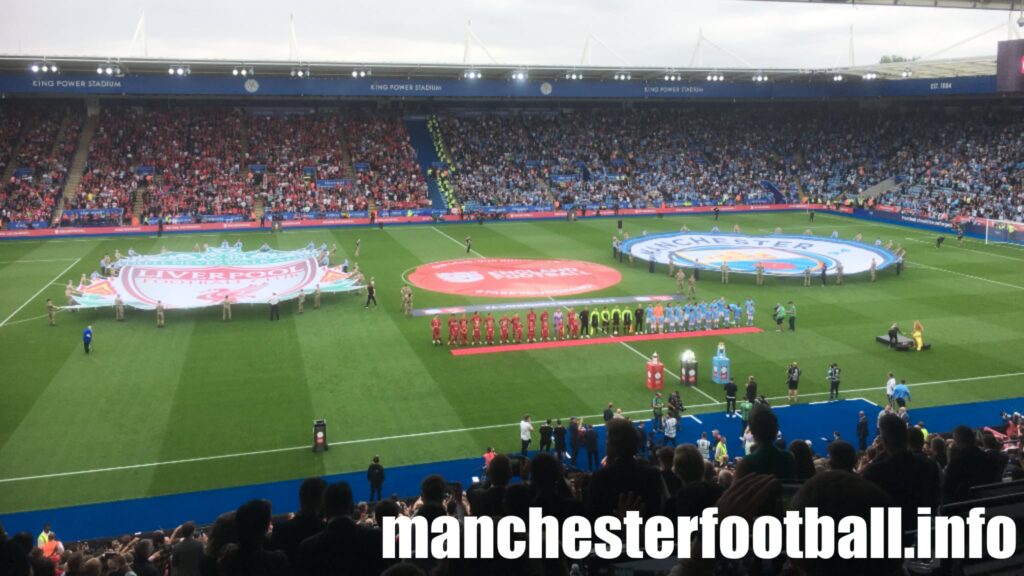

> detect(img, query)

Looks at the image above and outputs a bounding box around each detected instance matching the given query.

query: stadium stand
[344,115,431,212]
[247,111,355,219]
[0,103,83,229]
[1,102,1020,228]
[4,408,1022,575]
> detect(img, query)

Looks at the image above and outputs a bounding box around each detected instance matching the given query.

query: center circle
[407,258,622,298]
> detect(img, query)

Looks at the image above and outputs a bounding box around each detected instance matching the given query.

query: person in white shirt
[885,372,897,408]
[269,292,280,321]
[520,414,533,456]
[696,431,711,460]
[663,415,678,447]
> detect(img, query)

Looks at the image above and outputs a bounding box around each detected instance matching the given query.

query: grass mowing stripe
[0,258,80,326]
[3,369,1021,485]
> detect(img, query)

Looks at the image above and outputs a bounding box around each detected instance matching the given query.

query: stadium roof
[741,0,1023,10]
[0,54,996,82]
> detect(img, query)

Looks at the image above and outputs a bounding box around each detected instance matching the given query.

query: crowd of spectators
[68,107,160,221]
[874,108,1023,223]
[0,104,83,228]
[3,403,1020,576]
[248,113,356,217]
[345,116,431,212]
[433,107,1022,223]
[2,102,1019,227]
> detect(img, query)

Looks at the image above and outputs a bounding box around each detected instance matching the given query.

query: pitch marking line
[0,258,80,327]
[431,226,484,258]
[2,371,1022,484]
[428,226,723,406]
[906,261,1024,291]
[0,258,81,264]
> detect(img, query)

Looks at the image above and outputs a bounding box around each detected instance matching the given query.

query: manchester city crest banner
[622,233,896,276]
[71,243,363,310]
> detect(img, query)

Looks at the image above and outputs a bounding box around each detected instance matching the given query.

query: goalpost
[984,219,1024,247]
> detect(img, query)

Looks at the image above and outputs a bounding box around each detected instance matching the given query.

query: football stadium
[1,0,1024,574]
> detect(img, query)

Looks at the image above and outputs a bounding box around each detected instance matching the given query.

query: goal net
[984,219,1024,246]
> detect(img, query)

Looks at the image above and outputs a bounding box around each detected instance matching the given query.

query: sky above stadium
[2,0,1020,69]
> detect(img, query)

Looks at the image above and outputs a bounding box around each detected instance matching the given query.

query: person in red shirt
[500,314,510,344]
[459,314,469,346]
[471,312,482,345]
[431,315,442,346]
[527,309,537,342]
[484,313,496,345]
[447,314,458,346]
[540,310,550,341]
[512,313,523,343]
[568,307,579,339]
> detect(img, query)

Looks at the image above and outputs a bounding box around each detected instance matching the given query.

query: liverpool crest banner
[72,243,362,310]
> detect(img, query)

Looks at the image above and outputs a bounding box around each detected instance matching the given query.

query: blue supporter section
[2,396,1020,541]
[405,118,448,210]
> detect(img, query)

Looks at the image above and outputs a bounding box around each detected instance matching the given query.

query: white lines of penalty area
[1,370,1022,484]
[0,258,81,327]
[427,226,723,406]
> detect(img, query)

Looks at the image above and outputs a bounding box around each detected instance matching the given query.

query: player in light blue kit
[745,298,755,327]
[730,302,742,327]
[646,304,656,334]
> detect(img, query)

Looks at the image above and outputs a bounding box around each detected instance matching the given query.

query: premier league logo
[623,233,895,276]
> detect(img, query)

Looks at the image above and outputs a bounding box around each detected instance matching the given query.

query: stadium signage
[407,258,621,298]
[623,233,896,276]
[0,73,997,99]
[70,244,362,309]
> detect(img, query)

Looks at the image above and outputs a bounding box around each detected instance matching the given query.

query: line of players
[431,298,757,346]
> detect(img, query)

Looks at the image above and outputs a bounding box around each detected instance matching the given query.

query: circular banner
[622,233,895,276]
[408,258,621,298]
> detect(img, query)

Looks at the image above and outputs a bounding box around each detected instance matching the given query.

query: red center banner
[407,258,622,298]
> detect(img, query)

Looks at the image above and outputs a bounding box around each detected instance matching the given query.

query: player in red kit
[447,314,457,346]
[484,313,495,345]
[500,314,510,343]
[568,307,579,339]
[431,315,442,345]
[471,312,482,345]
[527,309,537,342]
[540,310,550,341]
[512,313,523,342]
[459,314,469,346]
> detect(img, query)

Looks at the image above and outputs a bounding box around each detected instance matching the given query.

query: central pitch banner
[407,258,621,298]
[623,233,896,275]
[71,244,363,309]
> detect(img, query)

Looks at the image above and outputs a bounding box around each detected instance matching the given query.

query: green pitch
[1,212,1022,514]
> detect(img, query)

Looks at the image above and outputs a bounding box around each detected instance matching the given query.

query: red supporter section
[449,326,763,356]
